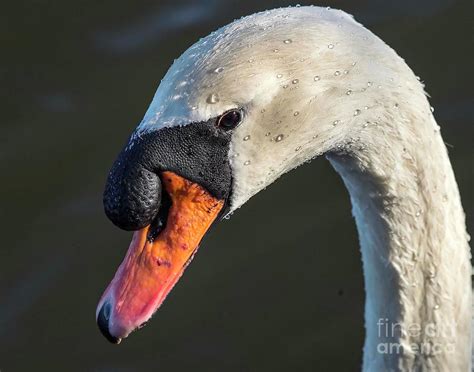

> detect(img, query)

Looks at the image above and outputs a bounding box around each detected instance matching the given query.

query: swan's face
[96,6,396,343]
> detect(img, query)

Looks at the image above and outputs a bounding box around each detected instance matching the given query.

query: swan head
[96,6,424,343]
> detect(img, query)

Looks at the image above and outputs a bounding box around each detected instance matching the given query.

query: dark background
[1,0,472,370]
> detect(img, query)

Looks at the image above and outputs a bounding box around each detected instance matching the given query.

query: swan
[95,6,472,371]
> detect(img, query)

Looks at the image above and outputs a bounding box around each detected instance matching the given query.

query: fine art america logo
[376,318,456,356]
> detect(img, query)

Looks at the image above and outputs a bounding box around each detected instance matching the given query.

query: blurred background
[1,0,472,370]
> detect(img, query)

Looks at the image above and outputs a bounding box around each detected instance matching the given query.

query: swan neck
[327,117,471,371]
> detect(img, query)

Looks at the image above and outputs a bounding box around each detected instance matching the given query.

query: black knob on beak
[97,301,121,344]
[103,143,162,231]
[103,122,234,231]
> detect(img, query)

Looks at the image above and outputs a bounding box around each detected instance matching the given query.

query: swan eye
[217,109,242,130]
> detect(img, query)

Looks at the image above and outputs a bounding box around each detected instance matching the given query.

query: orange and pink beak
[96,171,224,343]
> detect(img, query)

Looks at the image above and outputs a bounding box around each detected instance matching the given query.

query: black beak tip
[97,302,122,345]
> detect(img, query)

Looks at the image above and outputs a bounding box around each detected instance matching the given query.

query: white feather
[138,6,472,371]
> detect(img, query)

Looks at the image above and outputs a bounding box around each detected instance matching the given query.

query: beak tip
[97,301,122,345]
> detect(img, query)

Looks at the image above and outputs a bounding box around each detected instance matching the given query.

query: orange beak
[96,171,224,343]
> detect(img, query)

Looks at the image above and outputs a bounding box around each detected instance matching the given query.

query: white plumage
[138,7,472,371]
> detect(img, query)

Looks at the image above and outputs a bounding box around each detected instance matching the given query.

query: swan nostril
[97,302,121,344]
